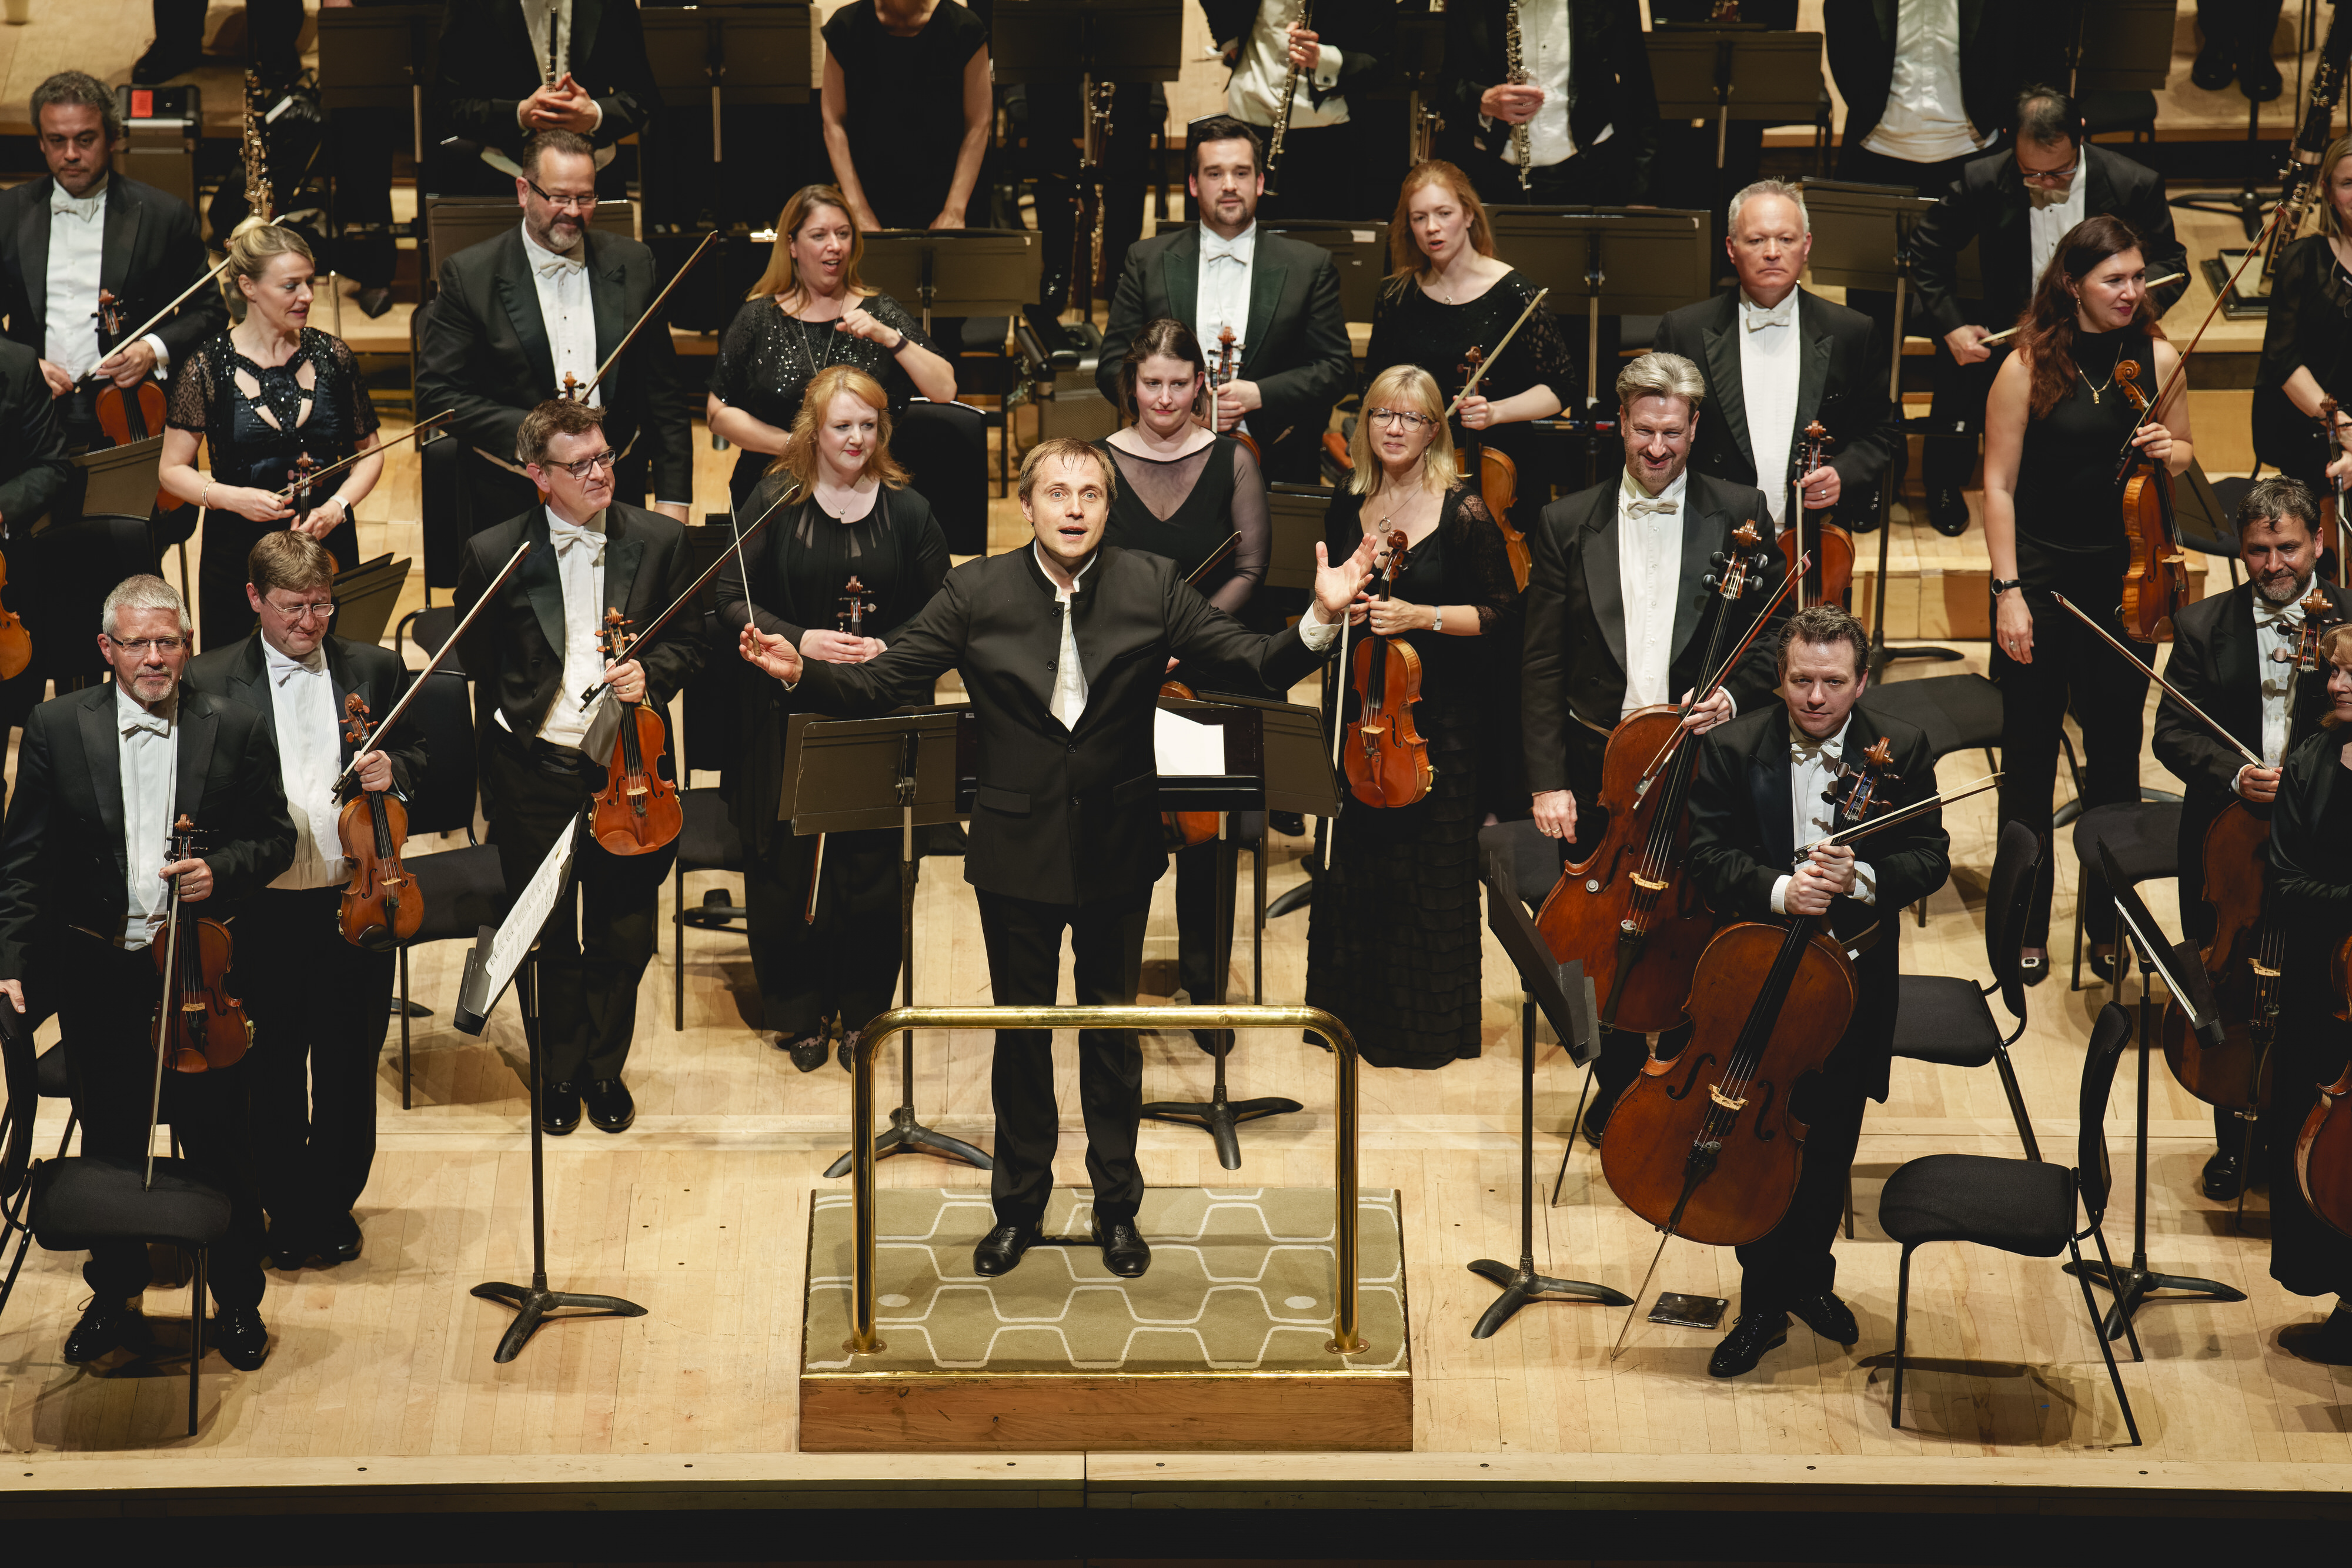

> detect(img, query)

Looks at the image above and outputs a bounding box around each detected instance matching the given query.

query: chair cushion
[406,844,512,945]
[1865,675,2002,757]
[2071,801,2180,886]
[35,1041,69,1098]
[1877,1153,2075,1256]
[677,788,743,874]
[1891,975,2002,1068]
[32,1153,232,1251]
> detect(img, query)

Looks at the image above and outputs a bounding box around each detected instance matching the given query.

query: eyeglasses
[1366,407,1438,430]
[264,599,336,623]
[108,637,188,656]
[2017,154,2080,186]
[522,177,598,213]
[542,449,617,480]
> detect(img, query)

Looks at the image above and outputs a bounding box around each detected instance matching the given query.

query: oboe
[1504,1,1532,195]
[1264,1,1315,197]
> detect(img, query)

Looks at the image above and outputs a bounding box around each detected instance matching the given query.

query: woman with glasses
[716,364,951,1072]
[2256,131,2352,550]
[160,218,382,650]
[707,185,958,512]
[1304,364,1516,1069]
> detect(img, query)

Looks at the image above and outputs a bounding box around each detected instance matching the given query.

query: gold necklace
[2080,360,2119,405]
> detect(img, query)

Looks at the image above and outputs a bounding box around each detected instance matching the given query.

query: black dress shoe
[2088,945,2117,984]
[2202,1146,2248,1202]
[973,1222,1041,1276]
[584,1078,636,1133]
[540,1080,582,1136]
[355,286,395,320]
[2191,40,2237,91]
[1927,486,1972,537]
[1268,810,1307,837]
[64,1301,151,1363]
[783,1035,830,1073]
[211,1306,270,1372]
[1788,1292,1859,1345]
[1708,1311,1790,1378]
[1581,1095,1616,1148]
[1092,1216,1151,1278]
[2241,55,2284,102]
[2280,1308,2352,1366]
[316,1215,363,1267]
[2019,952,2050,988]
[266,1230,313,1272]
[131,44,201,83]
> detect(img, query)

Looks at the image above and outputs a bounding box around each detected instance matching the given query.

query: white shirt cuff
[1312,45,1344,88]
[1299,608,1341,652]
[143,333,169,377]
[1723,690,1738,717]
[589,99,604,132]
[1769,874,1792,916]
[1852,861,1877,907]
[2232,764,2251,798]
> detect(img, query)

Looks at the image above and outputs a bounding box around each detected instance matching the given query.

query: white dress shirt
[1512,0,1591,169]
[1616,469,1689,716]
[2026,165,2088,297]
[1862,0,1990,163]
[2252,586,2310,772]
[488,1,604,176]
[1770,717,1879,916]
[263,641,347,890]
[45,179,168,383]
[1197,222,1257,436]
[536,506,609,749]
[522,222,601,406]
[116,686,178,950]
[1738,291,1805,535]
[1225,0,1352,128]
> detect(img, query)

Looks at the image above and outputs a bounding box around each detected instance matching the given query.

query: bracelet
[200,479,213,509]
[1432,606,1444,633]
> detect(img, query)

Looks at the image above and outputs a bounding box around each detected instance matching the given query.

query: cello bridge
[1707,1085,1746,1111]
[1631,874,1668,892]
[2251,961,2280,979]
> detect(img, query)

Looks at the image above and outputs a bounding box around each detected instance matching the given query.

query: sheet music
[1154,707,1227,776]
[455,817,575,1036]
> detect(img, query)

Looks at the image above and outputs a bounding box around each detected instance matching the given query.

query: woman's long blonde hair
[749,185,876,312]
[767,364,910,493]
[1347,364,1458,497]
[220,215,313,323]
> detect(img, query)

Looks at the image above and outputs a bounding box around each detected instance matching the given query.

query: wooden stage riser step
[799,1372,1415,1453]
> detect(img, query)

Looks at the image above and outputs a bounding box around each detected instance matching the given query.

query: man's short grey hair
[32,70,122,146]
[102,574,191,638]
[1615,351,1708,414]
[1726,178,1809,237]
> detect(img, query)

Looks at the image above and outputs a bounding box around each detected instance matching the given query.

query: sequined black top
[709,293,937,504]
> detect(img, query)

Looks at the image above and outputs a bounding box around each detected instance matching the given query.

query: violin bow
[329,540,534,794]
[2050,593,2263,766]
[1798,771,2002,860]
[271,411,453,503]
[1442,287,1551,420]
[585,477,801,709]
[1187,531,1242,587]
[1635,549,1810,789]
[86,233,278,382]
[580,229,720,399]
[1982,274,2182,346]
[2116,200,2294,457]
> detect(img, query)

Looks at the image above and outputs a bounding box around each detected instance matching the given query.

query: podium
[780,707,992,1178]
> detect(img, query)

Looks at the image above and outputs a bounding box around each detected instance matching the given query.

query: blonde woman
[706,185,957,509]
[715,363,950,1072]
[1303,363,1516,1069]
[159,217,382,650]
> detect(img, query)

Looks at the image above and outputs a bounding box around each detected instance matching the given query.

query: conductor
[740,438,1378,1281]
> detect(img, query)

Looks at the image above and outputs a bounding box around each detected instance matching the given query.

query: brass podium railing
[841,1004,1366,1359]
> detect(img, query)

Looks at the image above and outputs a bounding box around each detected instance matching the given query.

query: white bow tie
[1744,297,1795,332]
[550,520,604,561]
[52,190,102,219]
[122,712,169,738]
[1625,494,1678,518]
[536,252,586,279]
[1792,739,1840,766]
[1203,239,1247,265]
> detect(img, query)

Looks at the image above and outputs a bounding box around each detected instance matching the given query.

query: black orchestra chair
[2068,800,2181,992]
[672,787,747,1031]
[1877,1001,2143,1445]
[893,398,990,555]
[1851,673,2001,927]
[393,603,457,663]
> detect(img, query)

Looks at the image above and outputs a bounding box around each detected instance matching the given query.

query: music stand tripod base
[470,1279,649,1365]
[823,1098,991,1180]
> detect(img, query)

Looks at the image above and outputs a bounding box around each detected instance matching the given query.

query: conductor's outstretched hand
[740,623,803,686]
[1312,534,1381,625]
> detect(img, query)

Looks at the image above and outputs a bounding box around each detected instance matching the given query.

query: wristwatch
[1989,577,2023,599]
[1432,607,1444,633]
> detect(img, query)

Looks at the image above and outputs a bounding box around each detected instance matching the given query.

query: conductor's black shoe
[973,1222,1041,1277]
[584,1078,636,1133]
[1580,1095,1617,1148]
[1707,1312,1790,1378]
[540,1080,582,1136]
[1927,485,1972,537]
[783,1035,829,1073]
[2280,1308,2352,1366]
[212,1307,271,1372]
[2190,40,2237,91]
[1092,1217,1151,1278]
[131,44,201,83]
[355,286,395,320]
[2201,1146,2248,1202]
[2241,55,2284,101]
[1789,1292,1859,1345]
[63,1301,151,1363]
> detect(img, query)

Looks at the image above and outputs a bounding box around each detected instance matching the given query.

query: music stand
[1257,222,1394,323]
[452,813,649,1363]
[783,708,992,1179]
[1646,27,1825,173]
[1140,691,1339,1168]
[330,553,410,648]
[642,5,811,233]
[2059,841,2246,1342]
[1470,847,1632,1336]
[1799,179,1970,676]
[858,231,1044,334]
[316,4,441,165]
[988,0,1184,83]
[74,439,163,517]
[1262,483,1334,594]
[1484,208,1712,418]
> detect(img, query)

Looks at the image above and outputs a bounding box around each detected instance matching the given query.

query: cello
[589,609,684,856]
[1780,420,1852,606]
[2300,937,2352,1239]
[2112,359,2193,643]
[335,693,421,951]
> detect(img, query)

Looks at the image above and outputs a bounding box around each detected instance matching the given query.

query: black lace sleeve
[1509,278,1576,408]
[1219,439,1271,614]
[1447,488,1519,635]
[166,336,219,433]
[326,334,381,443]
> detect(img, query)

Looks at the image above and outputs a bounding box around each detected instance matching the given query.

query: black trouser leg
[743,825,907,1039]
[148,0,204,55]
[975,886,1150,1228]
[1733,1071,1868,1314]
[1923,339,2008,496]
[1173,838,1236,1004]
[330,108,402,289]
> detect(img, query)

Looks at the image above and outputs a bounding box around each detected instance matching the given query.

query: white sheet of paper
[1154,707,1227,777]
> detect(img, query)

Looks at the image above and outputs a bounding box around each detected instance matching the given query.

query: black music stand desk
[783,707,993,1178]
[859,230,1045,334]
[990,0,1184,82]
[1647,26,1825,172]
[1486,208,1712,416]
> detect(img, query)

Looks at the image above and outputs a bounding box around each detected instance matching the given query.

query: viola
[2113,358,2192,643]
[90,289,184,517]
[1780,419,1853,607]
[589,608,684,855]
[1479,444,1532,593]
[0,547,31,682]
[150,814,250,1074]
[2298,935,2352,1239]
[1342,529,1434,808]
[285,453,324,525]
[1210,325,1263,466]
[1535,522,1786,1034]
[335,693,421,951]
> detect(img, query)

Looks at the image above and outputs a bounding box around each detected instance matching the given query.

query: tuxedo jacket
[0,173,228,371]
[1520,469,1788,801]
[1910,143,2189,336]
[0,338,70,529]
[414,226,691,503]
[431,0,663,161]
[2153,577,2352,940]
[185,633,430,804]
[1094,225,1354,477]
[1823,0,2030,168]
[1438,0,1661,199]
[0,684,295,982]
[790,544,1329,907]
[1650,287,1899,522]
[1200,0,1398,109]
[452,502,704,755]
[1685,701,1949,1101]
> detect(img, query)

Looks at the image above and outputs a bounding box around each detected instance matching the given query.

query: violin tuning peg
[1702,572,1722,590]
[1709,551,1727,567]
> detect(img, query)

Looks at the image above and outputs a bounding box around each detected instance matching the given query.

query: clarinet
[1265,1,1315,197]
[1505,1,1533,194]
[2267,0,2352,278]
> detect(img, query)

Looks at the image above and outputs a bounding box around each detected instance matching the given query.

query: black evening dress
[168,328,377,649]
[2254,235,2352,495]
[1305,483,1518,1068]
[821,0,990,230]
[709,295,938,509]
[716,469,951,1045]
[2263,724,2352,1302]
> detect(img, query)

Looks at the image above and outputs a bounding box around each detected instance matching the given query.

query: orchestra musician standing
[714,365,951,1074]
[429,0,663,196]
[0,576,295,1371]
[1206,0,1396,221]
[1683,603,1950,1376]
[1982,215,2193,982]
[454,400,703,1139]
[1521,351,1787,1136]
[1821,0,2023,192]
[820,0,992,235]
[1436,0,1659,207]
[2251,132,2352,525]
[0,335,75,741]
[185,531,425,1272]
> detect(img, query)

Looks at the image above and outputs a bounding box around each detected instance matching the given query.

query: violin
[1780,420,1852,607]
[150,814,250,1074]
[1209,325,1263,466]
[1342,529,1434,808]
[589,609,684,855]
[2113,358,2192,643]
[1599,738,1904,1251]
[0,547,31,682]
[335,693,420,951]
[1535,523,1786,1033]
[285,453,324,524]
[1455,346,1533,590]
[2298,937,2352,1239]
[91,290,184,517]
